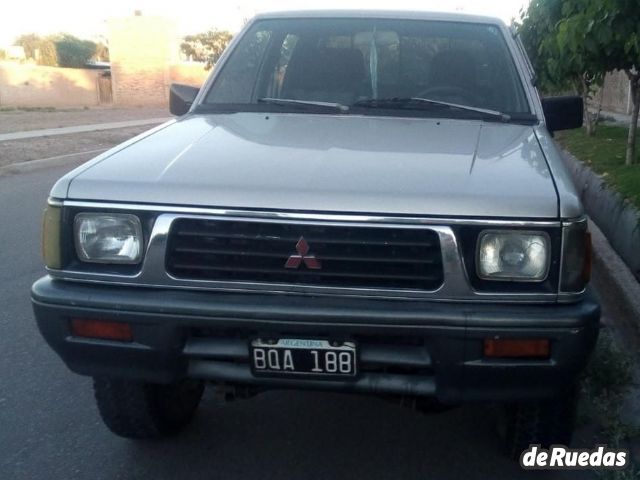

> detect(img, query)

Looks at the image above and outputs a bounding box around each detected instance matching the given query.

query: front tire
[504,389,577,460]
[93,377,204,439]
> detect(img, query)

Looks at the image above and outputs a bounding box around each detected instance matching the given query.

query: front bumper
[32,276,600,404]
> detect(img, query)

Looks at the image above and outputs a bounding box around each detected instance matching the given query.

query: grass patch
[579,329,639,477]
[595,465,640,480]
[556,125,640,211]
[580,329,634,436]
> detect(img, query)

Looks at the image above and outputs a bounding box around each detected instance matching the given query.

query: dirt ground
[0,106,170,134]
[0,126,153,168]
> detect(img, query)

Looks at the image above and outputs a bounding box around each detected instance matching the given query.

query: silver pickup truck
[32,10,599,458]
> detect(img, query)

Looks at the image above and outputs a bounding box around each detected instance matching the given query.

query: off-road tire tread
[93,377,204,439]
[505,389,577,460]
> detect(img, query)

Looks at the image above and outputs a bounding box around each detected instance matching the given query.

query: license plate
[250,338,357,377]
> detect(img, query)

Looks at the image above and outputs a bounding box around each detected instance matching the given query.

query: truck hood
[64,113,558,218]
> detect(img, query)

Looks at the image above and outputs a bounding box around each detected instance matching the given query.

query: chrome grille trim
[58,200,562,227]
[47,201,581,302]
[166,218,445,290]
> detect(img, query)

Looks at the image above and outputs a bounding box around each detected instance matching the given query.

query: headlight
[477,231,550,281]
[74,213,143,264]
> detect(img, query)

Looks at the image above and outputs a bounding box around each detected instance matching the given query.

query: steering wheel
[416,86,482,105]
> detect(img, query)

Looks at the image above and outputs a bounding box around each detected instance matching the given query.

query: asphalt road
[0,161,602,480]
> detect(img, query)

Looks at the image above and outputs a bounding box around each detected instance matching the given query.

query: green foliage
[14,33,41,59]
[579,329,637,474]
[53,34,97,68]
[557,0,640,164]
[518,0,639,90]
[556,126,640,209]
[518,0,640,143]
[13,33,58,66]
[517,0,566,92]
[37,40,58,66]
[12,32,105,68]
[559,0,639,72]
[594,464,640,480]
[93,42,109,62]
[519,0,607,91]
[181,29,234,69]
[582,329,633,402]
[553,2,606,87]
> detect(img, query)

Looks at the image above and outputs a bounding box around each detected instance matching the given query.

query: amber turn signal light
[484,338,550,359]
[70,318,133,342]
[42,204,62,269]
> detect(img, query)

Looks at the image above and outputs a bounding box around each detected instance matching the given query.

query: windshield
[203,18,531,117]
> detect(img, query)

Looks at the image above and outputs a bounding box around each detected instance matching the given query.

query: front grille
[166,218,444,291]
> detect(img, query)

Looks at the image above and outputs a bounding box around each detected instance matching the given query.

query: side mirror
[541,96,583,133]
[170,83,200,116]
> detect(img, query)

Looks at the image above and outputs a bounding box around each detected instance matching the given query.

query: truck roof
[254,9,506,26]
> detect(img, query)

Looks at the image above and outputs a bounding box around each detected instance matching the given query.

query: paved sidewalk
[0,117,171,142]
[0,125,152,173]
[592,109,634,126]
[0,106,170,134]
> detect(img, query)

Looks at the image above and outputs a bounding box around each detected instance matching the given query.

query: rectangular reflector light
[484,338,550,358]
[70,318,133,342]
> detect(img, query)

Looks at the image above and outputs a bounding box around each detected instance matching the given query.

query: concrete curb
[0,117,171,142]
[590,219,640,338]
[591,217,640,431]
[561,150,640,281]
[560,149,640,340]
[0,149,106,177]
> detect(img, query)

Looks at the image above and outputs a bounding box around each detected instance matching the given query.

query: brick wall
[600,70,631,115]
[107,16,178,106]
[170,62,209,87]
[0,61,100,107]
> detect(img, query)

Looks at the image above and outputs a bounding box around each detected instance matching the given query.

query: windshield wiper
[353,97,511,122]
[258,98,350,113]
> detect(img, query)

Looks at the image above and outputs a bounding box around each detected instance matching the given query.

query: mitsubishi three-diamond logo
[284,236,322,270]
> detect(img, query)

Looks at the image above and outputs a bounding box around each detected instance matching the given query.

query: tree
[37,40,58,66]
[14,33,41,60]
[553,0,640,164]
[13,33,58,66]
[550,0,610,136]
[53,34,97,68]
[180,29,233,70]
[517,0,608,136]
[517,0,566,92]
[93,42,110,62]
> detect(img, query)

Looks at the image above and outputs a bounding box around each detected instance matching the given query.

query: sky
[2,0,531,47]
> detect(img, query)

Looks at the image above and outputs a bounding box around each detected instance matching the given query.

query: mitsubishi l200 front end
[32,11,598,457]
